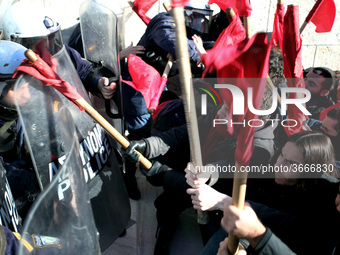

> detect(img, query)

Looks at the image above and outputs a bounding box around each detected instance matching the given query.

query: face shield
[0,80,18,122]
[11,20,63,56]
[184,7,213,34]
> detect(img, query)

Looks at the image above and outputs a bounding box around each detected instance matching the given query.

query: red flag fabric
[13,52,84,111]
[132,0,158,25]
[171,0,190,8]
[305,0,336,33]
[270,3,285,49]
[320,82,340,120]
[202,33,271,166]
[283,5,303,79]
[282,5,306,136]
[123,55,167,111]
[208,0,252,17]
[213,14,246,49]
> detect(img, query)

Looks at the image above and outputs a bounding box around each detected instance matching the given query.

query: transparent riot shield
[14,44,130,251]
[80,0,123,119]
[18,108,100,255]
[0,161,21,233]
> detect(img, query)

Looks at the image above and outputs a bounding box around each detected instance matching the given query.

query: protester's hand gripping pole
[24,49,152,170]
[172,5,209,225]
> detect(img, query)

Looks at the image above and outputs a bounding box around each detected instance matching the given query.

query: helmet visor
[184,8,212,34]
[12,25,63,55]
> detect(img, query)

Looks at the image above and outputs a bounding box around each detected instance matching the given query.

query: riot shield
[0,161,21,233]
[14,44,130,250]
[80,0,123,119]
[18,108,100,255]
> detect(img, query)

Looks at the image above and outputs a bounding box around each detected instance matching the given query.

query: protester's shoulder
[312,173,339,201]
[252,228,297,255]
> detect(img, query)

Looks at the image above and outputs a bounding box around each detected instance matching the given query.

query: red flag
[305,0,336,33]
[202,33,271,166]
[270,3,285,49]
[132,0,158,25]
[213,14,246,49]
[282,5,306,136]
[13,51,84,111]
[171,0,190,8]
[208,0,252,17]
[123,55,167,111]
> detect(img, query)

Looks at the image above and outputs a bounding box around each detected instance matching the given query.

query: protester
[304,67,336,119]
[217,202,296,255]
[218,181,340,255]
[306,107,340,161]
[186,131,339,254]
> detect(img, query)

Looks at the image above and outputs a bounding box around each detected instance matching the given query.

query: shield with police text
[18,108,100,255]
[0,161,21,233]
[14,43,130,250]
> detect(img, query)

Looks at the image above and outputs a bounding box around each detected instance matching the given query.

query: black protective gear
[123,139,147,163]
[141,161,171,177]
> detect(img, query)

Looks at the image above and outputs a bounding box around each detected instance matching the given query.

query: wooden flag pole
[227,164,248,255]
[299,0,313,35]
[226,12,252,255]
[300,21,308,34]
[25,49,152,170]
[172,5,209,224]
[162,55,174,79]
[163,2,171,12]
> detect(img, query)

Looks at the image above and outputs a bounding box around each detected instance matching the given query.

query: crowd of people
[0,0,339,254]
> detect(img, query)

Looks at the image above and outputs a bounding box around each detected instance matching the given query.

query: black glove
[123,139,147,163]
[140,161,171,177]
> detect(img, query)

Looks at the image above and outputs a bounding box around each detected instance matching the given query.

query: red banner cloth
[132,0,158,25]
[13,52,84,111]
[208,0,252,17]
[282,5,306,136]
[171,0,190,8]
[270,3,285,49]
[202,33,271,166]
[213,14,246,49]
[123,54,167,111]
[305,0,336,33]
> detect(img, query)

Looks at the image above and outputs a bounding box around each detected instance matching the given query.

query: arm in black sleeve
[64,44,101,95]
[144,123,188,158]
[248,200,338,255]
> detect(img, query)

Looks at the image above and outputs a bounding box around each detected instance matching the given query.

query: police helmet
[0,2,63,53]
[184,0,213,35]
